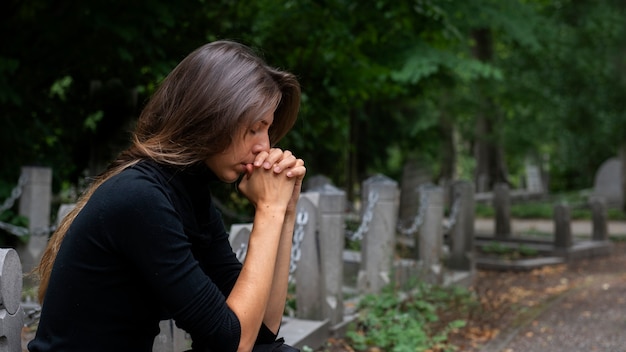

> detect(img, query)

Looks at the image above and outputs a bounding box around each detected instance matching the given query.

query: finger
[262,148,286,170]
[273,153,297,173]
[253,150,270,167]
[286,162,306,178]
[244,163,254,179]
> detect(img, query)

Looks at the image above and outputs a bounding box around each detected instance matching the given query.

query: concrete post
[493,183,511,238]
[228,224,252,262]
[357,175,399,294]
[554,203,572,254]
[294,194,323,320]
[316,185,346,326]
[17,166,52,273]
[589,197,608,241]
[304,175,333,192]
[399,158,431,225]
[0,248,24,352]
[418,186,444,284]
[154,320,189,352]
[447,180,475,271]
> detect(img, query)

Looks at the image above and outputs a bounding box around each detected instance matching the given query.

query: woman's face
[205,109,274,183]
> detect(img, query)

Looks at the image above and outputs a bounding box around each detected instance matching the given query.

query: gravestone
[554,203,572,253]
[399,158,432,226]
[447,180,475,271]
[591,157,623,208]
[358,174,399,294]
[316,185,346,326]
[229,224,252,262]
[589,196,608,241]
[304,175,333,192]
[293,194,322,320]
[418,186,444,284]
[493,183,511,238]
[17,166,52,273]
[0,248,24,352]
[524,159,543,193]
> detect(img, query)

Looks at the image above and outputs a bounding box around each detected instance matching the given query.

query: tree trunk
[471,28,509,191]
[621,144,626,212]
[438,94,456,183]
[346,109,359,206]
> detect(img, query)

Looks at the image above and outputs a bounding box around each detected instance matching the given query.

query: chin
[219,172,241,184]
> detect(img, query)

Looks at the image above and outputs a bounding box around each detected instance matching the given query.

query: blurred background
[2,0,625,224]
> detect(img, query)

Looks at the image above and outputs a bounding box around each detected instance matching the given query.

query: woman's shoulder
[95,161,175,203]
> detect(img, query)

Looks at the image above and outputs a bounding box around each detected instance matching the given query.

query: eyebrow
[255,119,273,128]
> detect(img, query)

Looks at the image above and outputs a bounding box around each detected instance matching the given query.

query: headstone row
[229,175,477,327]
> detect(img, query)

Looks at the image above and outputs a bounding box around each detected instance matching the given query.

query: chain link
[345,190,379,242]
[232,208,309,283]
[0,221,29,237]
[443,192,461,232]
[288,209,308,282]
[0,173,28,214]
[0,222,56,238]
[235,242,247,262]
[0,173,56,238]
[397,184,432,236]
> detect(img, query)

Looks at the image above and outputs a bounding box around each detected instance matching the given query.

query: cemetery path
[318,221,626,352]
[452,240,626,352]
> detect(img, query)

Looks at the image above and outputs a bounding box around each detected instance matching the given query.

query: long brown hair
[34,40,301,303]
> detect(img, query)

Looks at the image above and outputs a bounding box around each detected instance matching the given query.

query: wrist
[255,203,288,218]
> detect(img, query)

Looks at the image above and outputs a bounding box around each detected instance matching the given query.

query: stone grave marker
[592,157,623,208]
[524,159,543,193]
[0,248,24,352]
[399,158,432,226]
[17,166,52,273]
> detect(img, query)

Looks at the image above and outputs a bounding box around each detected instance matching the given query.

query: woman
[29,40,305,352]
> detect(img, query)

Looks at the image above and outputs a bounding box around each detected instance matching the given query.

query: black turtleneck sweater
[28,160,275,352]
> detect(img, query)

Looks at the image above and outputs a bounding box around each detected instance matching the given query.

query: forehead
[249,107,275,125]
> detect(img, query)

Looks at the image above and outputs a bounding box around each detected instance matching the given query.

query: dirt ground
[317,240,626,352]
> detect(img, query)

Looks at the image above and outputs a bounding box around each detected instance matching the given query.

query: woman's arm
[227,151,304,352]
[262,210,295,333]
[262,157,305,333]
[227,203,287,351]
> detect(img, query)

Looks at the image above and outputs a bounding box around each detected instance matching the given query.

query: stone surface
[591,157,623,208]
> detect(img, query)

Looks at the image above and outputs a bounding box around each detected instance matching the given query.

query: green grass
[346,281,474,352]
[475,190,626,221]
[479,241,540,259]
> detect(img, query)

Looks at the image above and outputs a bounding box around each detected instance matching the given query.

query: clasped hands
[238,148,306,213]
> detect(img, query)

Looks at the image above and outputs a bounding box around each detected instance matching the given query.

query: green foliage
[284,282,297,318]
[476,187,626,221]
[83,111,104,133]
[49,76,73,101]
[480,242,539,259]
[347,282,472,351]
[2,0,626,205]
[0,209,29,246]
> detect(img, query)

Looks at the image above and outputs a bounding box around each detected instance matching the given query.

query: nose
[252,132,270,154]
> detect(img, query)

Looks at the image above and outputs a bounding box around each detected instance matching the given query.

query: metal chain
[397,184,431,236]
[0,222,56,238]
[0,173,28,214]
[345,190,379,242]
[234,242,247,262]
[443,192,461,232]
[232,209,309,282]
[0,221,29,237]
[288,209,308,282]
[23,301,42,328]
[0,173,58,238]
